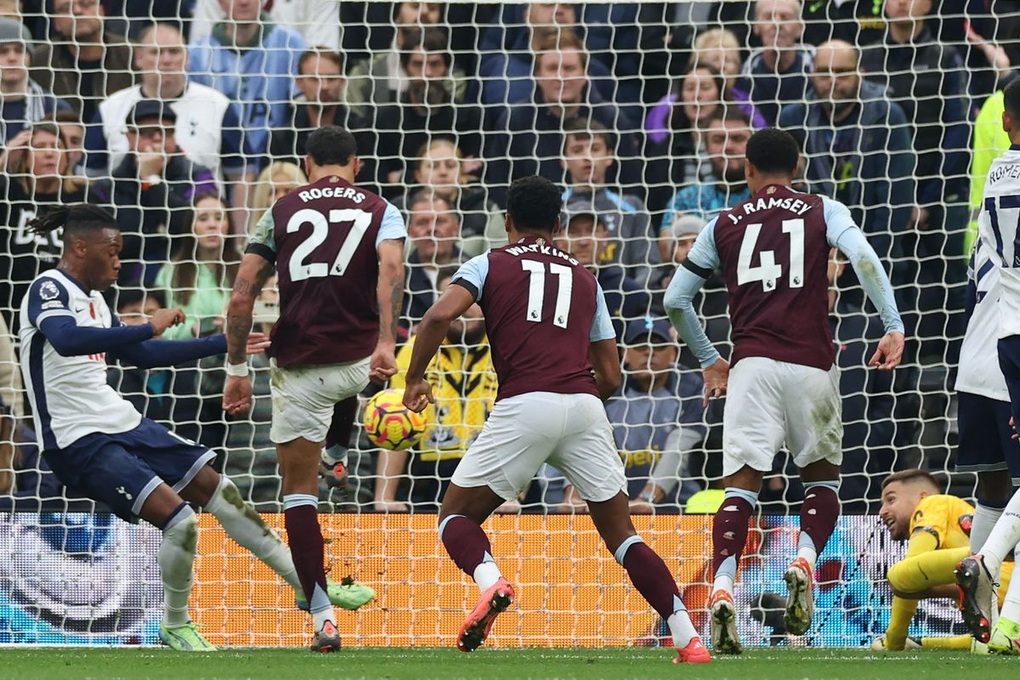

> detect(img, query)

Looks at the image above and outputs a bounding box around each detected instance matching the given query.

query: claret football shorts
[722,357,843,477]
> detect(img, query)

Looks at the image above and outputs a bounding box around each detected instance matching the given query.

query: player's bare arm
[226,253,275,365]
[402,283,475,413]
[588,338,622,401]
[224,253,275,414]
[372,238,405,383]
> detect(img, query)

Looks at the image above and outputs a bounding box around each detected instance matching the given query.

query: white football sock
[160,504,198,628]
[666,595,698,648]
[972,503,1005,554]
[473,552,502,592]
[205,476,302,594]
[978,487,1020,577]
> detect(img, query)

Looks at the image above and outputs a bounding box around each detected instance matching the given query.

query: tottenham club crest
[39,281,59,301]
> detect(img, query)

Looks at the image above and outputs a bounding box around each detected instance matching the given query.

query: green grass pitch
[0,647,1012,680]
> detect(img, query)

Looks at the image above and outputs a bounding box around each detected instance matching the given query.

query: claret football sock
[284,494,330,611]
[799,481,840,567]
[159,503,199,628]
[207,476,302,593]
[712,488,758,594]
[439,514,502,591]
[616,536,698,647]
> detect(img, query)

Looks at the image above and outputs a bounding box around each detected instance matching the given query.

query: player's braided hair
[27,203,117,240]
[506,175,562,236]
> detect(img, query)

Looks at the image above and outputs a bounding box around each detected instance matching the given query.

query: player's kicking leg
[587,492,710,664]
[320,397,358,490]
[178,465,375,616]
[786,461,841,637]
[438,483,515,653]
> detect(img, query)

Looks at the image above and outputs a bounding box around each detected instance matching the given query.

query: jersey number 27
[286,208,372,282]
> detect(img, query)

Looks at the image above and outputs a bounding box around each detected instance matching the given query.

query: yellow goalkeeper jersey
[392,335,497,461]
[909,494,974,550]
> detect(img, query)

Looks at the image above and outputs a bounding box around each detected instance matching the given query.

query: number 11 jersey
[247,175,407,367]
[977,146,1020,340]
[452,235,616,402]
[685,184,860,371]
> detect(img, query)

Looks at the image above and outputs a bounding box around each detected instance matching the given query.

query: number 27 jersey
[452,236,616,401]
[687,185,858,371]
[248,175,407,367]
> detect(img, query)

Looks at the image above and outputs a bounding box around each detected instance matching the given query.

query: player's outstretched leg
[786,479,839,636]
[956,555,999,643]
[438,484,514,652]
[707,486,759,655]
[145,493,216,652]
[588,493,710,664]
[182,468,376,614]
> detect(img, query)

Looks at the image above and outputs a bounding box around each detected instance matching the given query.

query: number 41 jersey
[689,184,859,371]
[452,235,617,402]
[248,175,407,367]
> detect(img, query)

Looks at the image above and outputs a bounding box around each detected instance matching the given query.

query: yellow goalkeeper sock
[920,635,974,650]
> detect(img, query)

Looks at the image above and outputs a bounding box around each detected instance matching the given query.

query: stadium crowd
[0,0,1017,516]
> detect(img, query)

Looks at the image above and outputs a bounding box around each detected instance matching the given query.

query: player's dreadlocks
[27,203,117,241]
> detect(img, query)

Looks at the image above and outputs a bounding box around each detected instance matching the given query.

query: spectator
[154,192,240,341]
[401,189,463,335]
[30,0,135,123]
[50,109,85,175]
[644,64,729,214]
[657,109,754,263]
[862,0,969,365]
[0,312,22,419]
[86,22,247,229]
[690,28,767,127]
[187,0,306,162]
[0,120,84,329]
[560,118,660,286]
[0,17,70,142]
[779,40,914,309]
[554,204,650,342]
[88,100,218,286]
[400,138,504,257]
[249,160,307,232]
[476,8,616,122]
[380,268,498,512]
[561,317,705,513]
[737,0,814,126]
[267,48,371,175]
[344,2,444,117]
[485,29,640,206]
[372,26,483,197]
[189,0,340,51]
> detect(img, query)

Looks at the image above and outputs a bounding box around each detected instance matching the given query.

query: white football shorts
[269,357,371,444]
[722,356,843,477]
[452,391,627,503]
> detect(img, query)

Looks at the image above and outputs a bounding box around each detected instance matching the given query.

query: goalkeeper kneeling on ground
[874,469,1011,652]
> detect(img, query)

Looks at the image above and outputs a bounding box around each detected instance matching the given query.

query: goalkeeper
[876,469,1011,651]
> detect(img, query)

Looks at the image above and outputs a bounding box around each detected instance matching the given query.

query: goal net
[0,0,1012,648]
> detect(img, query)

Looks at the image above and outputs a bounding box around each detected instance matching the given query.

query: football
[362,388,429,450]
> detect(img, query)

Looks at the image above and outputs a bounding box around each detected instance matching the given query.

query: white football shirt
[955,239,1009,401]
[19,270,142,450]
[978,145,1020,340]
